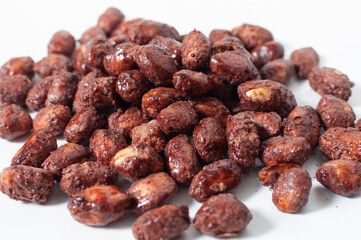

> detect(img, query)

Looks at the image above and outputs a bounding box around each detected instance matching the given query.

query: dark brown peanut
[172,70,212,98]
[258,164,301,186]
[97,7,125,34]
[260,136,311,166]
[237,79,297,118]
[194,193,252,238]
[107,35,126,48]
[103,43,139,76]
[89,129,127,165]
[64,108,107,145]
[128,172,177,214]
[319,127,361,162]
[283,105,321,149]
[0,165,54,203]
[189,97,230,127]
[212,35,244,52]
[209,29,232,45]
[290,47,319,79]
[42,143,90,176]
[316,95,355,129]
[130,120,166,153]
[207,72,233,102]
[116,70,152,104]
[189,159,242,202]
[230,111,281,140]
[26,75,56,111]
[308,67,354,101]
[226,117,260,169]
[356,119,361,131]
[132,205,190,240]
[11,129,57,167]
[60,161,117,196]
[232,23,273,50]
[47,30,76,57]
[107,107,149,138]
[193,118,227,163]
[72,70,104,113]
[80,26,106,44]
[45,71,78,107]
[149,36,182,63]
[33,54,72,78]
[68,185,130,226]
[181,30,211,70]
[157,101,198,136]
[316,159,361,197]
[33,104,71,136]
[0,104,32,140]
[110,144,163,181]
[210,50,258,86]
[141,87,183,118]
[165,134,200,185]
[73,44,92,76]
[251,41,284,69]
[84,36,112,71]
[90,76,119,108]
[134,44,179,86]
[260,59,295,85]
[128,19,180,45]
[272,168,312,213]
[0,57,34,78]
[0,75,33,107]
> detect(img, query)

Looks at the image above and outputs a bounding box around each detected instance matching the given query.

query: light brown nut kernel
[128,172,177,214]
[189,159,242,202]
[258,164,301,186]
[290,47,319,79]
[130,120,166,153]
[0,165,54,203]
[272,168,312,213]
[47,30,76,57]
[0,56,34,78]
[260,59,295,85]
[194,193,252,238]
[316,159,361,197]
[181,30,211,70]
[232,23,273,50]
[68,185,130,226]
[0,104,32,140]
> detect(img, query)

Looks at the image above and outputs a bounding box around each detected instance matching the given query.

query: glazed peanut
[130,120,166,153]
[128,172,177,214]
[45,71,78,107]
[272,168,312,213]
[290,47,319,79]
[211,36,244,55]
[189,159,242,202]
[0,104,32,140]
[232,23,273,50]
[165,134,200,185]
[47,30,76,57]
[84,36,112,71]
[33,54,72,78]
[356,119,361,131]
[250,41,284,69]
[207,72,233,102]
[316,159,361,197]
[26,75,56,111]
[0,75,33,107]
[0,165,54,203]
[42,143,90,176]
[11,129,57,167]
[181,30,211,70]
[97,7,125,34]
[260,59,295,85]
[68,185,130,226]
[0,56,34,78]
[194,194,252,238]
[149,36,182,63]
[209,29,232,45]
[90,76,119,108]
[258,164,301,186]
[80,26,106,44]
[172,70,212,99]
[111,18,143,39]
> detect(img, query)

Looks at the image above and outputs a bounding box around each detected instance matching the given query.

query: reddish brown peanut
[90,76,119,109]
[89,129,127,165]
[0,75,33,107]
[68,185,130,226]
[0,104,32,140]
[111,18,143,39]
[33,104,71,136]
[290,47,319,79]
[47,30,76,57]
[207,72,233,102]
[316,159,361,197]
[80,26,106,44]
[316,95,355,129]
[0,56,34,78]
[283,105,321,149]
[181,30,211,70]
[250,41,284,69]
[45,71,78,107]
[194,194,252,238]
[309,67,354,101]
[165,134,200,185]
[272,168,312,213]
[193,118,227,163]
[97,7,125,34]
[0,165,54,203]
[319,127,361,162]
[60,161,117,196]
[11,129,57,167]
[172,70,212,99]
[33,54,72,78]
[42,143,90,176]
[110,144,163,181]
[149,36,182,63]
[128,172,177,214]
[132,205,190,240]
[260,136,311,166]
[209,29,232,45]
[232,23,273,50]
[260,59,295,85]
[84,36,112,71]
[189,159,242,202]
[356,119,361,131]
[211,36,244,55]
[258,164,301,186]
[130,120,166,153]
[26,75,56,111]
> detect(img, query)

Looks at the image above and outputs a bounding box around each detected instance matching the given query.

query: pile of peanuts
[0,7,360,239]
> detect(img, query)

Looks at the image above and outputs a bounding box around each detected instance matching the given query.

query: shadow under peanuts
[233,167,262,202]
[238,209,274,238]
[300,185,335,214]
[44,184,69,206]
[174,226,202,240]
[169,185,195,208]
[106,211,138,229]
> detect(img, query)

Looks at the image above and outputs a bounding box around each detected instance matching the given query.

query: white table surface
[0,0,361,239]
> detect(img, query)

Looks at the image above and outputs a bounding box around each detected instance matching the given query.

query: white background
[1,0,361,239]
